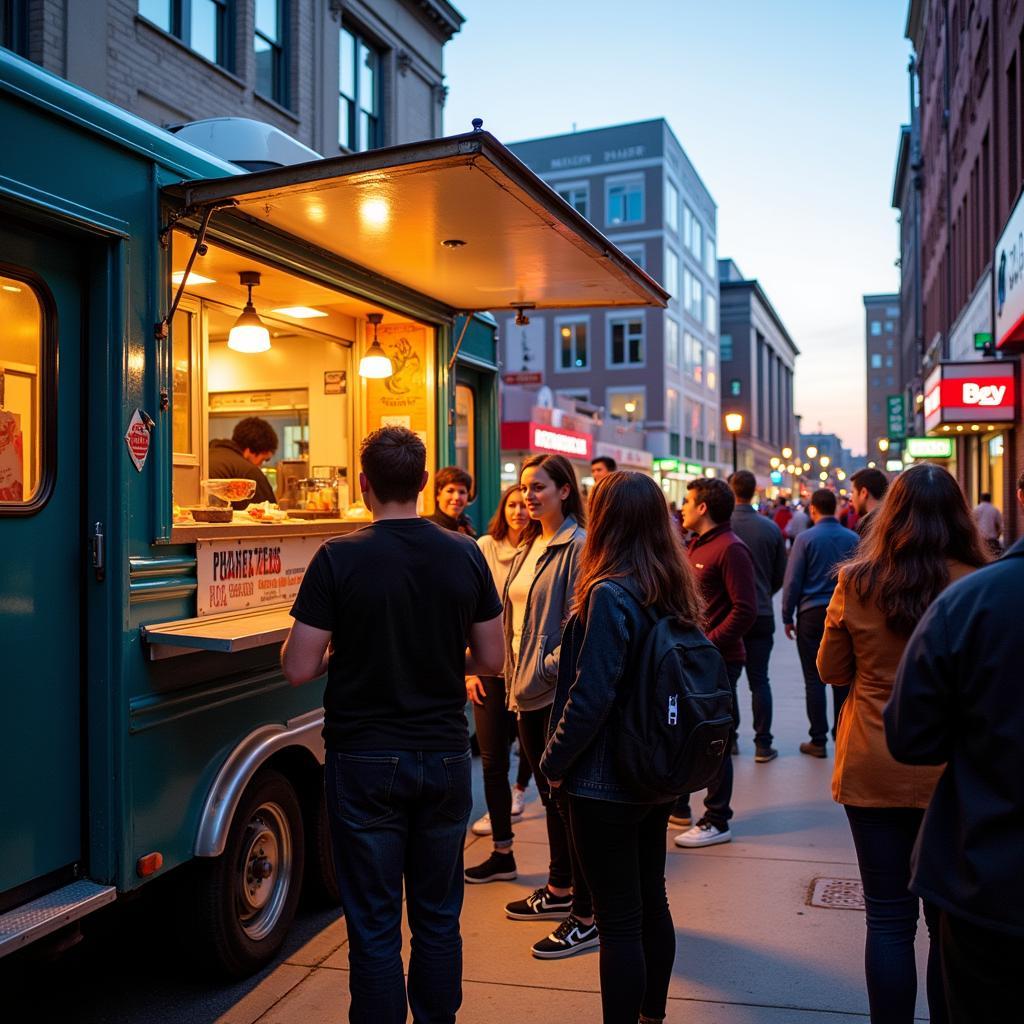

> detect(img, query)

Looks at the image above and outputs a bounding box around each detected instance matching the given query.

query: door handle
[90,521,105,582]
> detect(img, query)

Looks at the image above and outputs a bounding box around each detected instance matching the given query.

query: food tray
[188,507,233,523]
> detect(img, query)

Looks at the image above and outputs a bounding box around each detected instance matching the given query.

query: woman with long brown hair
[817,463,989,1024]
[542,471,704,1024]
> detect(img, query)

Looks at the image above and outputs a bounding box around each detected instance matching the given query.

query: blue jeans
[796,605,848,743]
[844,805,947,1024]
[742,614,775,749]
[326,749,473,1024]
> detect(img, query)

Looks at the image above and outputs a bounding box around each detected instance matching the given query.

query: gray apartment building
[863,294,901,458]
[505,119,722,493]
[718,260,798,489]
[1,0,462,153]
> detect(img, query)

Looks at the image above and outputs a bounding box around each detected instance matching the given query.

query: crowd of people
[281,429,1023,1024]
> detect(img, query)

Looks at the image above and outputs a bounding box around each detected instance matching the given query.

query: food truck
[0,50,667,976]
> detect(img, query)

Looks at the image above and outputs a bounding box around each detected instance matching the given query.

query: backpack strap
[606,578,661,627]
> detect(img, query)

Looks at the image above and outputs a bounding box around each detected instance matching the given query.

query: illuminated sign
[684,462,703,475]
[533,426,590,457]
[654,458,679,471]
[905,437,954,458]
[995,189,1024,347]
[923,362,1016,432]
[501,421,593,461]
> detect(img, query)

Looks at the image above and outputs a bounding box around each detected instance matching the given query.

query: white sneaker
[674,821,732,848]
[471,812,492,836]
[511,787,527,816]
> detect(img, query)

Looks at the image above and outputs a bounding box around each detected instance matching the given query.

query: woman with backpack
[542,471,708,1024]
[817,463,988,1024]
[497,453,595,960]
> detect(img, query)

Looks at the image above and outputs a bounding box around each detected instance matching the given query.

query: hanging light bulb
[359,312,393,378]
[228,271,271,353]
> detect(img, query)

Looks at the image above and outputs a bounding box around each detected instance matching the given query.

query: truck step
[0,880,116,957]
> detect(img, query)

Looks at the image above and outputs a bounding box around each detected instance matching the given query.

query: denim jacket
[541,580,668,803]
[503,516,585,712]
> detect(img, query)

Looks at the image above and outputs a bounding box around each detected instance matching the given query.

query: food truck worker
[208,417,278,507]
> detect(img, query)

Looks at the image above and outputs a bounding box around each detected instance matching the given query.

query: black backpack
[610,581,734,800]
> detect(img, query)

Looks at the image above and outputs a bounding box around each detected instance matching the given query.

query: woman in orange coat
[817,463,988,1024]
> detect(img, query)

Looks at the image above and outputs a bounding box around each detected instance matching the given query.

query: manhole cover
[808,877,865,910]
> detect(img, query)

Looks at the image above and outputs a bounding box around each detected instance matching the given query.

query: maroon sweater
[687,522,758,664]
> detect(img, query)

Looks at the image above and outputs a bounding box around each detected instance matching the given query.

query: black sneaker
[754,746,778,763]
[465,850,517,884]
[531,915,600,959]
[505,886,573,920]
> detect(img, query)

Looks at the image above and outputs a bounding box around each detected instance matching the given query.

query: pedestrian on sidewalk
[971,491,1003,557]
[884,469,1024,1024]
[426,464,477,536]
[500,454,596,959]
[542,471,704,1024]
[782,488,859,757]
[784,502,810,547]
[850,467,889,538]
[673,476,757,848]
[281,426,505,1024]
[464,485,534,881]
[728,470,787,762]
[818,464,988,1024]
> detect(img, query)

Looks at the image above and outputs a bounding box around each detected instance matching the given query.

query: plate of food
[243,500,289,523]
[202,478,257,504]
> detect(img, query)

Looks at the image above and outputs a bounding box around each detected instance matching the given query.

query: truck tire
[192,768,305,978]
[305,784,342,907]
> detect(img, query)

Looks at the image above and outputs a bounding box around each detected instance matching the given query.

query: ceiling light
[228,271,271,354]
[441,238,466,248]
[2,284,22,293]
[171,271,215,286]
[359,313,393,379]
[271,306,328,319]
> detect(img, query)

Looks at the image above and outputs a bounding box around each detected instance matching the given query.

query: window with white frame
[555,316,589,371]
[683,205,693,251]
[607,387,646,422]
[619,243,645,270]
[684,332,702,383]
[689,216,703,261]
[704,291,717,334]
[608,315,645,366]
[557,183,589,219]
[665,316,680,370]
[665,179,679,233]
[705,236,717,277]
[606,176,644,226]
[556,388,591,404]
[664,245,679,300]
[684,271,703,322]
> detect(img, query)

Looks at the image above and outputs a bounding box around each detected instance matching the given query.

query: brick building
[1,1,462,153]
[863,293,902,458]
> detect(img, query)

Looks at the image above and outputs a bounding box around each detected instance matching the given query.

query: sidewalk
[217,626,931,1023]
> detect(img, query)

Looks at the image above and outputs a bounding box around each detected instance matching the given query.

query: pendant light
[359,312,393,378]
[228,271,271,353]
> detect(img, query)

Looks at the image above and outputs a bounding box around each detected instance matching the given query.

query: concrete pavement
[216,624,932,1023]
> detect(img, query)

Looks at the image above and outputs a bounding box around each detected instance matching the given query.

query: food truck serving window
[0,271,49,509]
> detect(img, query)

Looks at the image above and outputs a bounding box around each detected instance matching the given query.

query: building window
[1,0,29,56]
[886,338,894,350]
[871,377,880,388]
[606,176,644,226]
[705,236,717,277]
[667,387,679,432]
[885,355,894,367]
[870,321,881,336]
[729,378,741,396]
[665,316,680,370]
[556,388,591,404]
[340,25,381,152]
[664,246,679,299]
[886,375,894,387]
[683,205,692,251]
[139,0,231,67]
[720,333,733,361]
[607,388,645,421]
[684,332,703,383]
[555,317,589,371]
[706,348,717,390]
[886,306,899,317]
[884,320,894,332]
[704,292,717,334]
[870,353,882,369]
[255,0,288,105]
[684,270,703,322]
[665,179,679,233]
[557,183,589,219]
[689,215,703,261]
[619,243,645,270]
[608,315,645,366]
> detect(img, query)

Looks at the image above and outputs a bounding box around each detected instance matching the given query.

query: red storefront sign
[502,371,543,386]
[502,421,593,460]
[923,363,1017,432]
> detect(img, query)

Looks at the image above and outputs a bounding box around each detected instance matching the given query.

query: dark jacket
[781,517,859,624]
[686,522,757,664]
[426,508,476,537]
[730,504,787,618]
[885,538,1024,936]
[208,439,276,507]
[541,580,668,803]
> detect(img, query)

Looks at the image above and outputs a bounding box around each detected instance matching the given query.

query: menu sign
[196,535,323,616]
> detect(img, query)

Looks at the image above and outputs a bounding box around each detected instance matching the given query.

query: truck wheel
[305,784,342,907]
[194,768,305,978]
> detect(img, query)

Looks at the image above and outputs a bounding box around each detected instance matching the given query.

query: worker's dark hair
[687,477,734,525]
[729,469,757,502]
[434,465,473,497]
[360,426,426,504]
[979,492,992,503]
[591,455,617,472]
[232,416,278,455]
[811,488,837,516]
[850,467,889,501]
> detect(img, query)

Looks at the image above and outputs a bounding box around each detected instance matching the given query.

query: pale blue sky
[443,0,911,453]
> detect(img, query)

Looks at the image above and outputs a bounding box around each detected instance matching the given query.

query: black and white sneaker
[531,915,600,960]
[505,886,573,921]
[464,850,517,884]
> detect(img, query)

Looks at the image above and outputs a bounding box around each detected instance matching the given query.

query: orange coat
[816,561,977,808]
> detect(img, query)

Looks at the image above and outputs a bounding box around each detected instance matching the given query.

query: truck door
[0,221,85,897]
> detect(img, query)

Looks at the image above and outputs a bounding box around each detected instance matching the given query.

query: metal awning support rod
[447,312,473,373]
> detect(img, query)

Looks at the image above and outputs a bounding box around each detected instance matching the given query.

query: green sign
[905,436,954,459]
[886,394,906,439]
[684,462,703,475]
[653,458,679,472]
[974,332,994,350]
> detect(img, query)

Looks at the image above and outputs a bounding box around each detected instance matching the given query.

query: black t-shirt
[290,517,502,751]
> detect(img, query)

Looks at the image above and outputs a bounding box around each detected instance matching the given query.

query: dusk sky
[444,0,911,454]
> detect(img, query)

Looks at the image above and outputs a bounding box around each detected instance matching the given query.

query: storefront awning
[163,130,669,315]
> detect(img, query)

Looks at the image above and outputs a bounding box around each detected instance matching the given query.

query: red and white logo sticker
[124,409,151,472]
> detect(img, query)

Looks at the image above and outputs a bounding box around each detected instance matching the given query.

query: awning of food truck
[162,129,669,314]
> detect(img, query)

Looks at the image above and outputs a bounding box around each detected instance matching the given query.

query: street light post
[725,412,743,475]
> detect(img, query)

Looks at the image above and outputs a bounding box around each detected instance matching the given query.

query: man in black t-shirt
[282,426,503,1024]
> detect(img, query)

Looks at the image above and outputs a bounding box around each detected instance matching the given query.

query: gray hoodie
[502,516,586,713]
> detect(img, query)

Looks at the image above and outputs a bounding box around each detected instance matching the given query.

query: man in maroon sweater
[673,477,758,848]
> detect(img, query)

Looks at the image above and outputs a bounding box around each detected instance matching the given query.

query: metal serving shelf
[140,606,295,660]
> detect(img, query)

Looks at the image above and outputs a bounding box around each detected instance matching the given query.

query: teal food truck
[0,50,666,975]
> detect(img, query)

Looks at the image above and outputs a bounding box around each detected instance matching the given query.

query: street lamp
[819,455,831,468]
[781,447,793,460]
[837,469,847,481]
[819,471,829,481]
[878,438,890,453]
[770,457,781,469]
[806,445,818,459]
[725,412,743,474]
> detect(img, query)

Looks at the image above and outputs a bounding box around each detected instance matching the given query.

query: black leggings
[569,797,675,1024]
[517,706,592,918]
[471,677,532,846]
